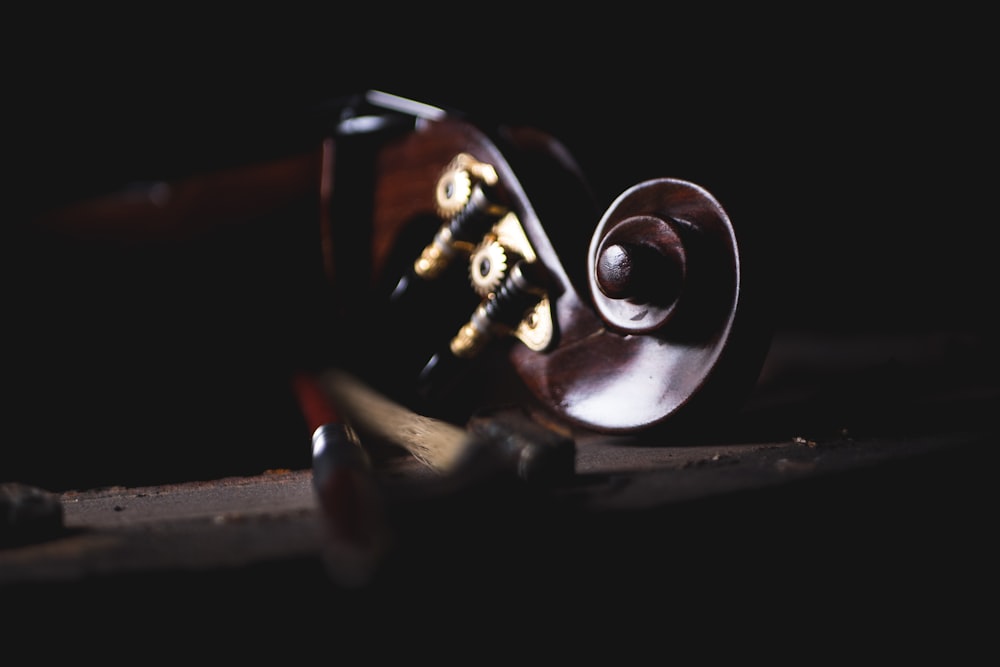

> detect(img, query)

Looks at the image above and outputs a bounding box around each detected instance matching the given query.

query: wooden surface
[2,329,995,649]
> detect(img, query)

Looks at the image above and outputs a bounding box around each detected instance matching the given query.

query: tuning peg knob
[590,213,687,334]
[594,216,686,306]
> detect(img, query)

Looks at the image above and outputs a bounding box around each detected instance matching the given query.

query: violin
[318,91,772,435]
[29,90,771,442]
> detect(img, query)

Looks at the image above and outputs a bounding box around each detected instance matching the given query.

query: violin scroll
[325,92,771,435]
[588,178,741,339]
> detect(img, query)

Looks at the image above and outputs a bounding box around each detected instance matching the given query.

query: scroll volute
[511,178,770,434]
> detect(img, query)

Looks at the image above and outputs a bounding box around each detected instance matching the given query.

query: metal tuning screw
[413,153,508,280]
[450,259,552,359]
[414,154,558,403]
[468,210,556,353]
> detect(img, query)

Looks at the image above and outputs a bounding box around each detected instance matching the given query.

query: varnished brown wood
[30,151,323,244]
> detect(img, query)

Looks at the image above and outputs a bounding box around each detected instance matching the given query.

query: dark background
[7,14,994,490]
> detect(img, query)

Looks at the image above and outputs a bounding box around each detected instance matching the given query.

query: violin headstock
[322,91,771,435]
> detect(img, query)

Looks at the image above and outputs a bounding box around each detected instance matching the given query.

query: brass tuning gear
[416,153,558,367]
[434,153,498,218]
[469,237,509,297]
[455,212,556,355]
[450,260,551,359]
[414,154,506,279]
